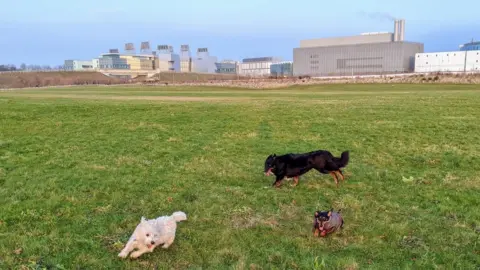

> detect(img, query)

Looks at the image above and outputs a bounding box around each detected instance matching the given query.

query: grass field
[0,84,479,269]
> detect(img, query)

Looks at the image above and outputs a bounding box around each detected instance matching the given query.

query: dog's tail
[333,151,349,168]
[171,211,187,222]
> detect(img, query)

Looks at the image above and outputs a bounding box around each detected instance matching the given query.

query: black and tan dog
[312,209,344,237]
[264,150,349,187]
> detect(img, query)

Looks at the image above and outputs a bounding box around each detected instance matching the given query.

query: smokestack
[393,20,399,41]
[399,19,405,41]
[393,19,405,42]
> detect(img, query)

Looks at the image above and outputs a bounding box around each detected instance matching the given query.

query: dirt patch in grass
[0,93,259,102]
[0,93,362,105]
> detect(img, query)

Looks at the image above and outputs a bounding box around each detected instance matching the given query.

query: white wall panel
[415,51,468,72]
[466,50,480,71]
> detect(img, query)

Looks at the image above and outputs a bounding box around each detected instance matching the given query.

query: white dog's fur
[118,211,187,259]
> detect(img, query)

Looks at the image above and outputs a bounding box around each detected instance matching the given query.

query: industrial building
[127,55,156,70]
[293,19,424,76]
[192,48,218,73]
[97,53,156,70]
[270,61,293,77]
[239,57,282,77]
[179,45,192,72]
[95,44,177,72]
[92,59,99,69]
[156,45,180,72]
[64,42,219,74]
[215,60,238,74]
[64,60,96,71]
[460,41,480,51]
[97,54,129,70]
[414,50,480,73]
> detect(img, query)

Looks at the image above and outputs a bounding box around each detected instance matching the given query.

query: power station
[63,17,479,76]
[293,19,424,76]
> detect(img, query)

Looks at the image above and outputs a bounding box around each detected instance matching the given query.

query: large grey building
[239,57,282,77]
[192,48,218,73]
[293,19,424,76]
[98,54,129,69]
[180,45,192,72]
[215,60,238,74]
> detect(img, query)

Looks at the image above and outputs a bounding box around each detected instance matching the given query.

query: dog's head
[264,154,276,176]
[314,210,332,227]
[134,217,160,249]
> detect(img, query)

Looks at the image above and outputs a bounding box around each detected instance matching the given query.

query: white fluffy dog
[118,211,187,259]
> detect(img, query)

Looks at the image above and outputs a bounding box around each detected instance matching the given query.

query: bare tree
[0,64,17,71]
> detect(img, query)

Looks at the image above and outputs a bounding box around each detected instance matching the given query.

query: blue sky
[0,0,479,66]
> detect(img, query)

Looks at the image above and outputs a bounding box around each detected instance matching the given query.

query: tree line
[0,64,65,72]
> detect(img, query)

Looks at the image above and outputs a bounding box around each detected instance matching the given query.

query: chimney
[399,19,405,41]
[393,20,399,41]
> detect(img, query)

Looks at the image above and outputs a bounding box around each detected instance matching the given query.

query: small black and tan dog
[312,209,344,237]
[264,150,349,187]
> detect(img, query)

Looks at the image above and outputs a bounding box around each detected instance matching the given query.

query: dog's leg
[333,170,344,183]
[292,176,299,187]
[313,228,319,237]
[336,170,345,181]
[274,180,283,188]
[129,247,152,259]
[272,176,284,188]
[118,238,136,258]
[162,236,175,249]
[329,172,339,187]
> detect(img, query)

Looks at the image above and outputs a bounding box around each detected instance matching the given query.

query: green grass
[0,84,479,269]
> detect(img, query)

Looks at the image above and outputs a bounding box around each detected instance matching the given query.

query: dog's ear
[141,216,147,223]
[327,211,332,217]
[314,211,320,217]
[273,154,276,157]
